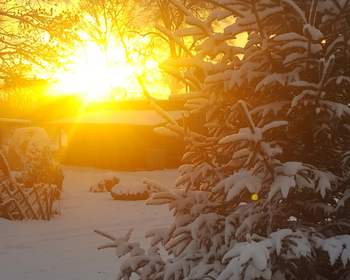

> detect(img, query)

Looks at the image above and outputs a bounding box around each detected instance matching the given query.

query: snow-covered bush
[90,180,106,193]
[97,0,350,279]
[110,182,149,201]
[8,127,64,196]
[90,172,120,193]
[90,172,149,200]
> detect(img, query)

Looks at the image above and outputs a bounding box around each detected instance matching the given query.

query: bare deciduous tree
[78,0,156,99]
[0,0,78,116]
[0,0,78,85]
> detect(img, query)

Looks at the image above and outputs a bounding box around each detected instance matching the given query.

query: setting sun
[52,43,141,101]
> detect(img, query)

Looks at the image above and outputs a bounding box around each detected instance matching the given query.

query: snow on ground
[0,166,179,280]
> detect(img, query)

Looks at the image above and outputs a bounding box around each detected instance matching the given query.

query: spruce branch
[94,229,117,241]
[308,0,319,27]
[237,100,255,134]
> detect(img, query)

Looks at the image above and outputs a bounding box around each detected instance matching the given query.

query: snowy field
[0,166,179,280]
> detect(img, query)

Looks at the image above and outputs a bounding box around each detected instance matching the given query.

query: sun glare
[52,43,137,101]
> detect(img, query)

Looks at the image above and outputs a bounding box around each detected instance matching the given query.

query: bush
[90,172,120,193]
[8,127,64,196]
[110,182,149,201]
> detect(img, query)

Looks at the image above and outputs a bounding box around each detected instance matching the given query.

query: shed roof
[48,110,189,126]
[0,118,31,125]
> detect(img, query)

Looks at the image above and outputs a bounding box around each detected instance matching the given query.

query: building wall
[59,124,185,171]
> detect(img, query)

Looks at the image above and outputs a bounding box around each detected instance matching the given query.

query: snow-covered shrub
[97,1,350,279]
[109,178,173,201]
[8,127,64,196]
[103,172,120,192]
[90,180,106,193]
[90,172,120,193]
[110,182,149,201]
[90,172,150,201]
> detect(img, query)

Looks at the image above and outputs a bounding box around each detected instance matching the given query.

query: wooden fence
[0,181,56,220]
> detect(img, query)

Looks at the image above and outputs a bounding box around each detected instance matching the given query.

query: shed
[48,100,190,171]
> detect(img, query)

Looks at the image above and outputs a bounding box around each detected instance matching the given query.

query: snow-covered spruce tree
[97,0,350,279]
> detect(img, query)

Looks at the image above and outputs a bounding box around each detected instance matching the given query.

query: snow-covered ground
[0,166,179,280]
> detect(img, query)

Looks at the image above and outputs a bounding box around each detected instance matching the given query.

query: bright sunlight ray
[52,43,138,101]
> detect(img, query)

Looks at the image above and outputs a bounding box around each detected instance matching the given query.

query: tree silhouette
[0,0,78,86]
